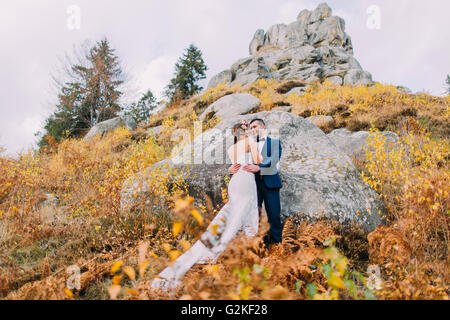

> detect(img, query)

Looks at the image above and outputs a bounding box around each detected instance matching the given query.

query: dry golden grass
[124,215,338,300]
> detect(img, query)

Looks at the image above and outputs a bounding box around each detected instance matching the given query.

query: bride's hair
[232,122,248,144]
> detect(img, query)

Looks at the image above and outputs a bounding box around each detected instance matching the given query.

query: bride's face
[239,131,249,140]
[245,128,255,138]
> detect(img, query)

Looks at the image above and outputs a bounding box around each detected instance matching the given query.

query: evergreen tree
[163,43,208,103]
[39,38,124,148]
[124,89,157,124]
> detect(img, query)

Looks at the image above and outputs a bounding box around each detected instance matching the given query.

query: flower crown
[233,119,249,134]
[240,119,249,129]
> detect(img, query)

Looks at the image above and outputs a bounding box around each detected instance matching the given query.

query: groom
[228,118,283,246]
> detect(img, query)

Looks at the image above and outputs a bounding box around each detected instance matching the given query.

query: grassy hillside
[0,79,448,299]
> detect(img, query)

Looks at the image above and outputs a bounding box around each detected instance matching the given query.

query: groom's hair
[249,118,266,127]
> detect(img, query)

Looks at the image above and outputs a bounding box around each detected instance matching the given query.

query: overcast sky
[1,0,449,155]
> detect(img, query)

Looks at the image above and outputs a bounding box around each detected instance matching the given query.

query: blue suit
[255,136,283,244]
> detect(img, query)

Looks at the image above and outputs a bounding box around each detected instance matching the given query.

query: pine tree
[39,38,124,148]
[163,43,208,103]
[124,89,157,124]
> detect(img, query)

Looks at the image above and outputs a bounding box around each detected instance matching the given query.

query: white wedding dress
[150,151,259,291]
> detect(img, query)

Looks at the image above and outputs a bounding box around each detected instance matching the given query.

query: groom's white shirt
[257,133,280,171]
[257,134,266,154]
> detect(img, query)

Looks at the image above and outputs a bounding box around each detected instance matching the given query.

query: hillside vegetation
[0,79,448,300]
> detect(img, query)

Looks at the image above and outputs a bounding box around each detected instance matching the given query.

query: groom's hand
[228,163,241,174]
[242,164,260,173]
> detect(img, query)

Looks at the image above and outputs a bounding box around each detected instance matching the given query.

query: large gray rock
[327,128,400,162]
[208,2,373,88]
[207,69,233,89]
[327,75,343,86]
[343,69,373,86]
[249,29,266,55]
[306,115,334,126]
[199,93,261,122]
[309,2,332,23]
[264,24,289,49]
[285,86,306,97]
[310,16,349,48]
[122,111,387,231]
[83,115,137,141]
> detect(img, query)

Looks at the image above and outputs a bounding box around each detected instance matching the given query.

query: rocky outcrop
[199,93,261,122]
[83,115,137,141]
[122,111,387,231]
[207,2,373,89]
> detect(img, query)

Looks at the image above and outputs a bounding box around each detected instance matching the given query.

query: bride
[150,120,262,292]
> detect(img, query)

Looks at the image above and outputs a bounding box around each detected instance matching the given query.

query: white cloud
[1,115,43,156]
[133,55,178,101]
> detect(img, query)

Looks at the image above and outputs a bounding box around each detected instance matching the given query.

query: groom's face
[250,122,265,138]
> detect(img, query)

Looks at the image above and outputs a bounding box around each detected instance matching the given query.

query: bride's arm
[247,138,262,164]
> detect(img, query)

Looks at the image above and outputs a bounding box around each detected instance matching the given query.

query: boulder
[83,115,137,141]
[285,86,306,97]
[199,93,261,122]
[344,69,373,86]
[327,128,400,162]
[122,111,387,231]
[306,115,334,126]
[272,105,292,112]
[327,76,343,86]
[207,69,233,89]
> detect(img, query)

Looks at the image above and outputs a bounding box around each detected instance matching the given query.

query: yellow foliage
[123,266,136,281]
[168,250,182,261]
[172,221,183,237]
[110,261,123,275]
[190,209,204,226]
